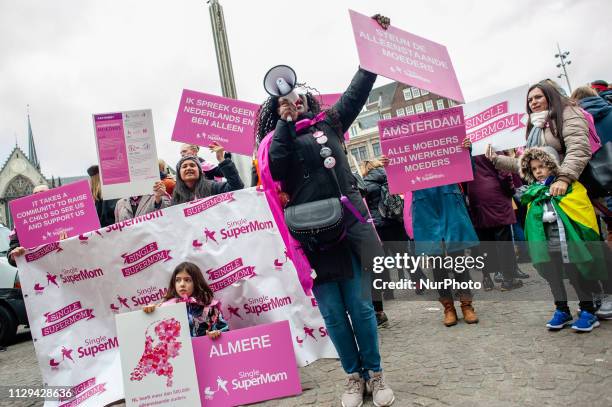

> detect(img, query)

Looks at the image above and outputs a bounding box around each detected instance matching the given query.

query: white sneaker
[366,370,395,407]
[595,296,612,320]
[341,373,365,407]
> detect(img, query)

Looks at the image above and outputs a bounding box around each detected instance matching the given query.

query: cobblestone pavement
[2,266,611,407]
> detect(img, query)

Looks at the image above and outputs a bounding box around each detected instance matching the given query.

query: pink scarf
[162,296,221,311]
[255,113,329,295]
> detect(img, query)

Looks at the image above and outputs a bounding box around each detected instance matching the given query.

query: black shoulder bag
[284,129,347,252]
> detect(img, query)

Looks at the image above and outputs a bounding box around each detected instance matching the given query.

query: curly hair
[254,91,344,146]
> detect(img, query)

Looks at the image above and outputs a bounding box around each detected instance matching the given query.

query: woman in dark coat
[172,143,244,205]
[362,160,426,298]
[255,18,395,407]
[467,155,523,291]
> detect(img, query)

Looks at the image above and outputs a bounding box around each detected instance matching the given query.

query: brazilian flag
[521,181,606,280]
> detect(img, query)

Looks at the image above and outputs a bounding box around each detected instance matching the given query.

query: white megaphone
[263,65,299,121]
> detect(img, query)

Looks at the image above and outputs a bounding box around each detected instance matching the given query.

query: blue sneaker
[546,310,573,330]
[571,310,600,332]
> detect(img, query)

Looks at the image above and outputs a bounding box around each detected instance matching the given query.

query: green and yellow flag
[521,181,606,279]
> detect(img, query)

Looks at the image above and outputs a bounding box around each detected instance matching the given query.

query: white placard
[116,303,201,407]
[463,85,529,155]
[93,109,160,200]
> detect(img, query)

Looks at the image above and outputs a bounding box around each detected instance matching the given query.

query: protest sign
[463,85,529,155]
[317,93,351,140]
[349,9,464,103]
[193,320,301,406]
[172,90,260,156]
[17,187,336,407]
[9,180,100,248]
[379,106,472,192]
[116,303,201,407]
[317,93,341,108]
[92,109,160,200]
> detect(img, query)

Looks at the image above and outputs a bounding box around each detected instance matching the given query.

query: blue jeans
[312,256,381,378]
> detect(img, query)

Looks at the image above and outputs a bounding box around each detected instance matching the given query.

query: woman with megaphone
[255,14,395,407]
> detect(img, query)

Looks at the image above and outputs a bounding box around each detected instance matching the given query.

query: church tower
[27,111,40,170]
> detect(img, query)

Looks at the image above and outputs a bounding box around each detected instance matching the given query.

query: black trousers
[538,252,600,314]
[475,225,517,281]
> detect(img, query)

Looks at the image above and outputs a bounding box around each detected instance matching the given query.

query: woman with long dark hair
[172,142,244,205]
[485,83,599,329]
[255,15,395,407]
[486,82,591,196]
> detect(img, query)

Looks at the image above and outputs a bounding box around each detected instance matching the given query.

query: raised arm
[332,68,377,133]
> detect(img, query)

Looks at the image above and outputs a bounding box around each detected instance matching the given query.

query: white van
[0,225,27,345]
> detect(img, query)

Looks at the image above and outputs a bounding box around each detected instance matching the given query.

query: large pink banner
[192,320,301,407]
[378,106,473,193]
[172,90,260,156]
[9,180,101,248]
[349,9,464,103]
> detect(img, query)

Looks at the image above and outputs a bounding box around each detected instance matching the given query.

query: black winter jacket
[363,167,392,228]
[268,68,384,283]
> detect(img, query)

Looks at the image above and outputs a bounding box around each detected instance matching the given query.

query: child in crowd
[143,262,228,338]
[519,147,605,332]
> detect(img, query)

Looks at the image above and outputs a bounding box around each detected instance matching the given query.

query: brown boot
[439,298,458,327]
[460,298,479,324]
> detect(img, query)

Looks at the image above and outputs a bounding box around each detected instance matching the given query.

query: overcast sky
[1,0,610,178]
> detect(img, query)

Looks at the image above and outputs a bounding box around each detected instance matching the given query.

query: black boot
[501,278,523,291]
[514,266,530,279]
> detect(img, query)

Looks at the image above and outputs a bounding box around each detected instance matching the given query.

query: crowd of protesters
[4,47,612,406]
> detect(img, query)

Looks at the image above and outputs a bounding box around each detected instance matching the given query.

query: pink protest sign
[9,180,101,248]
[317,93,341,108]
[379,106,473,192]
[349,9,464,103]
[318,93,351,140]
[172,90,260,156]
[192,320,301,406]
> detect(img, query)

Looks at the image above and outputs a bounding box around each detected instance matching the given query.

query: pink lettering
[121,242,159,264]
[465,102,508,130]
[121,250,172,277]
[59,377,96,402]
[467,113,525,143]
[42,309,95,336]
[210,266,256,292]
[25,242,63,263]
[183,192,235,217]
[59,383,106,407]
[45,301,81,323]
[206,258,243,280]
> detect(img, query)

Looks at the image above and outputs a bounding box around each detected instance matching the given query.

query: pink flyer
[379,106,473,193]
[9,180,101,248]
[192,320,301,406]
[93,113,130,185]
[172,90,260,156]
[349,9,464,103]
[93,109,160,200]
